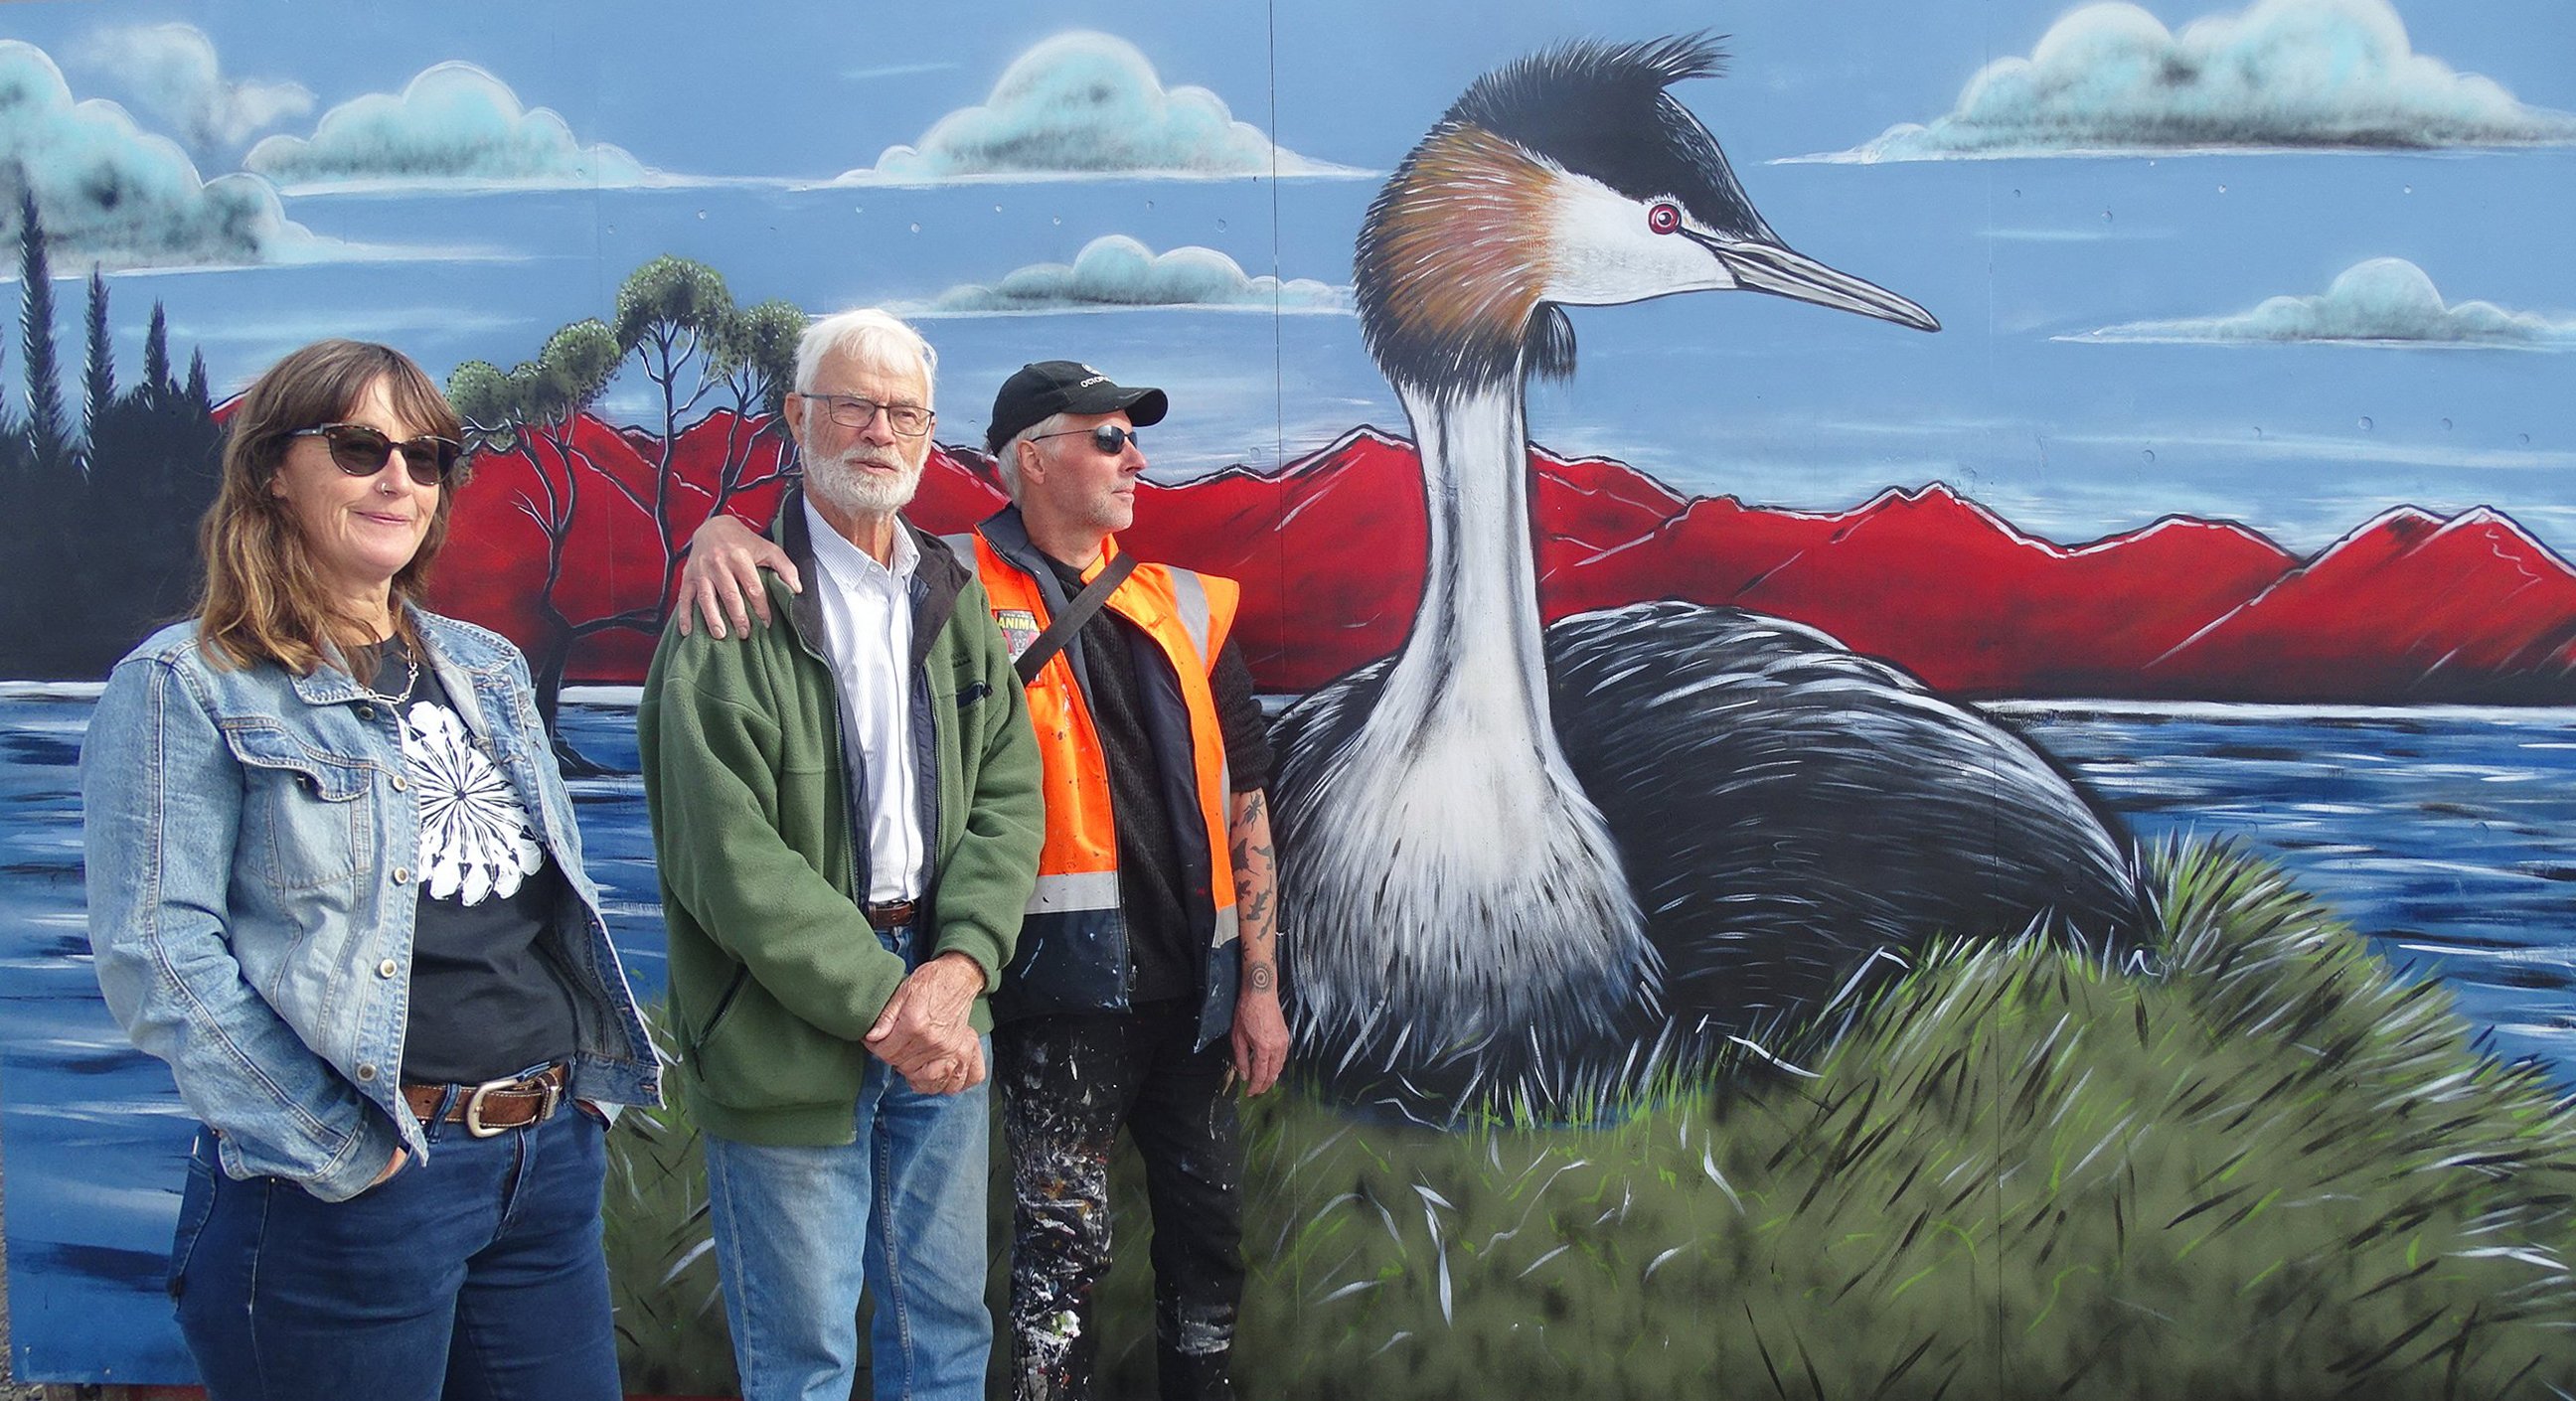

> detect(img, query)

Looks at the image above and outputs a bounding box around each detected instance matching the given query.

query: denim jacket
[82,608,659,1202]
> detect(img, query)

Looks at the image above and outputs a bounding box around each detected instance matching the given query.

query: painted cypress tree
[80,266,113,463]
[17,190,71,472]
[142,300,172,400]
[184,348,210,411]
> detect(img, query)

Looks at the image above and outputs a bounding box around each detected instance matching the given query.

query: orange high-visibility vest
[954,511,1241,1039]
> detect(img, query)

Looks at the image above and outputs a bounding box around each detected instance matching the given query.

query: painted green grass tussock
[603,843,2576,1397]
[1223,842,2576,1399]
[600,1065,732,1397]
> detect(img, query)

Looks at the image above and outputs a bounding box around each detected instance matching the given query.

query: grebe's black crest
[1455,34,1774,245]
[1355,34,1772,395]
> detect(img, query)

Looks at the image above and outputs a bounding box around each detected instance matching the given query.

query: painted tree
[142,302,172,401]
[704,296,804,523]
[80,268,113,467]
[78,316,223,674]
[0,233,220,678]
[17,191,70,474]
[0,249,19,484]
[183,349,209,411]
[447,256,805,746]
[609,255,802,615]
[449,319,627,750]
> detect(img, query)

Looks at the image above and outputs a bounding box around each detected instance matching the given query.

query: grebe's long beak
[1685,231,1941,332]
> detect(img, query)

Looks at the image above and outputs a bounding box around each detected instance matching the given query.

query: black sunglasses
[290,422,461,487]
[1033,424,1141,456]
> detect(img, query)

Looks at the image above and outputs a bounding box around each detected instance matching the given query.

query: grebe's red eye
[1647,202,1683,234]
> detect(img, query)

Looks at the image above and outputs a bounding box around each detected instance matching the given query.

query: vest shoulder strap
[1014,551,1139,685]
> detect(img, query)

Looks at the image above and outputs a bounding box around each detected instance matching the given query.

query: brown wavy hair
[196,340,465,680]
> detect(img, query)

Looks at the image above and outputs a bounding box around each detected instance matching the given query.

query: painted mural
[4,0,2576,1394]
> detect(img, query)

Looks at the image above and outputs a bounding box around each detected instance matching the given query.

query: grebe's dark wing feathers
[1549,603,2148,1047]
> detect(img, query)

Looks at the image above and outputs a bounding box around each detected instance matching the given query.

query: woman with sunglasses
[80,339,658,1401]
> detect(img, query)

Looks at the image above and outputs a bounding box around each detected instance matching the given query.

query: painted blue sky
[2,0,2570,553]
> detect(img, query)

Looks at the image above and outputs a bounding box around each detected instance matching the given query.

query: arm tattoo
[1229,789,1279,972]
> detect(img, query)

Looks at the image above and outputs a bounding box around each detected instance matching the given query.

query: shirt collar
[803,497,918,588]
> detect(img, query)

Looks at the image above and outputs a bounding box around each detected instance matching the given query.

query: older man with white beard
[637,308,1044,1401]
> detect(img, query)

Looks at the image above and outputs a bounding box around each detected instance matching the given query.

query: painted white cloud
[243,62,651,190]
[839,32,1360,183]
[2071,258,2576,347]
[1804,0,2576,162]
[73,24,310,151]
[910,235,1348,315]
[0,40,307,267]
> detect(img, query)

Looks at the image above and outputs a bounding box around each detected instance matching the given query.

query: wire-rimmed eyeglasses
[800,392,935,438]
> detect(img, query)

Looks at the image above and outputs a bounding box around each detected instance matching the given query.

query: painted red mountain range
[427,414,2576,703]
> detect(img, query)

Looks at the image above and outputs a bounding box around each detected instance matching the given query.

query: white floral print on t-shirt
[401,700,545,905]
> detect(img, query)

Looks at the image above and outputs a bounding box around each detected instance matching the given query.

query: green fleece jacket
[638,491,1044,1146]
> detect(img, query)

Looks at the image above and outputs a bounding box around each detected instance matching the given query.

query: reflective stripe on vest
[1169,569,1212,662]
[1029,868,1120,912]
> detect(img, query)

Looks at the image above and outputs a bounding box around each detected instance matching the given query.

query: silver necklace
[360,640,418,709]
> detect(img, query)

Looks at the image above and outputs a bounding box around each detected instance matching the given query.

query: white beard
[804,440,925,518]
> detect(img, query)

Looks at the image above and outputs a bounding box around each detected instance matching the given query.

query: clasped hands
[864,951,987,1095]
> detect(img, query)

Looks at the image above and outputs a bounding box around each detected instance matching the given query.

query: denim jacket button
[378,959,399,978]
[391,774,407,792]
[355,703,375,721]
[392,867,411,885]
[355,1063,379,1082]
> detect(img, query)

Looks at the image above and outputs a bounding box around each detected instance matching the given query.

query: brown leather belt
[865,899,918,930]
[401,1064,568,1138]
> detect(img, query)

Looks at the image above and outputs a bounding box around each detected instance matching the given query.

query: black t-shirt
[359,641,580,1085]
[1045,556,1272,1004]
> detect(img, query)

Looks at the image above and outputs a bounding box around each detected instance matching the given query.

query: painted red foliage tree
[442,256,802,760]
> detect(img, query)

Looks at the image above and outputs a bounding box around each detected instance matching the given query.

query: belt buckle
[461,1070,556,1138]
[868,899,915,929]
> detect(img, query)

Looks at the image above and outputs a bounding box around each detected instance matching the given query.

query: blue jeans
[701,926,994,1401]
[168,1104,618,1401]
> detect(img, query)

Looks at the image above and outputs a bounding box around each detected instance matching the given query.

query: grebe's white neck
[1286,378,1658,1091]
[1381,381,1557,758]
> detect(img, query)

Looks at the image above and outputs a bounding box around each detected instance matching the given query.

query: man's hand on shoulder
[678,513,800,639]
[865,951,988,1094]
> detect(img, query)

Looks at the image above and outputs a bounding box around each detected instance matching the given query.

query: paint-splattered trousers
[996,1001,1245,1401]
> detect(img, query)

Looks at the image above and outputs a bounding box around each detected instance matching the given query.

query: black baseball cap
[985,360,1169,455]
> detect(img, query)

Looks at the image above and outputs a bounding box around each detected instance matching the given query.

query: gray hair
[793,308,936,403]
[992,410,1069,500]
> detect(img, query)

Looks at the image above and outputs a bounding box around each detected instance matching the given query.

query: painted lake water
[6,689,2576,1380]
